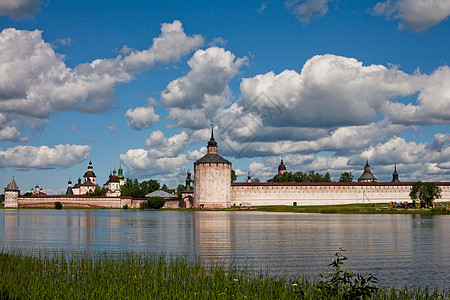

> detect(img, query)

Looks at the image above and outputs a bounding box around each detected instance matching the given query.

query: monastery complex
[4,128,450,209]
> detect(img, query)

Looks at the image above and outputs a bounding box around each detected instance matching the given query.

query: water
[1,209,449,289]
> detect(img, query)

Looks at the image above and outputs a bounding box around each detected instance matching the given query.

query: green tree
[176,184,185,198]
[121,178,160,198]
[86,184,106,196]
[339,172,354,182]
[252,178,260,183]
[410,181,442,208]
[140,196,166,209]
[0,194,4,204]
[274,170,332,183]
[161,184,169,192]
[231,170,237,182]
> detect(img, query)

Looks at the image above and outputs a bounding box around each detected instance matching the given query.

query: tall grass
[0,251,448,299]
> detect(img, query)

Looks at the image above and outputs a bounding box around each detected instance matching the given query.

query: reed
[0,251,448,299]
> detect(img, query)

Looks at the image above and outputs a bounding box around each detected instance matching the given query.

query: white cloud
[122,20,204,73]
[0,0,41,18]
[381,66,450,125]
[285,0,331,23]
[125,106,160,130]
[208,37,227,47]
[120,148,189,179]
[0,144,90,170]
[0,21,202,140]
[161,47,247,129]
[143,130,188,158]
[248,162,274,179]
[239,54,417,128]
[162,47,247,108]
[187,147,207,161]
[373,0,450,31]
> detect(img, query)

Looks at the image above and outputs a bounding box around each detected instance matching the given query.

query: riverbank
[0,251,447,299]
[225,203,450,215]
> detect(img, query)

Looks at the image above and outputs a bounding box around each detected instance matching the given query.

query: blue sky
[0,0,449,194]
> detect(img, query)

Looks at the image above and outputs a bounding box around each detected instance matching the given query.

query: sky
[0,0,449,194]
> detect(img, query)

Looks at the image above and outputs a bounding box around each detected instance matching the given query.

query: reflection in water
[1,209,449,289]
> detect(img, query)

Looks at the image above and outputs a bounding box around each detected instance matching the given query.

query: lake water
[1,209,449,289]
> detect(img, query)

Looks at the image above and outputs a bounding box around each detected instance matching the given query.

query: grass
[226,203,450,215]
[0,251,448,299]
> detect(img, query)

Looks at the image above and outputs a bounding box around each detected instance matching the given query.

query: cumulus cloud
[0,0,41,18]
[120,148,189,179]
[0,144,90,170]
[285,0,331,23]
[238,54,418,129]
[373,0,450,31]
[381,66,450,124]
[125,106,160,130]
[122,20,204,73]
[161,47,247,129]
[143,130,188,158]
[0,21,202,141]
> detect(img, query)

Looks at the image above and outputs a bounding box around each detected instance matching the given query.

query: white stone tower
[193,126,232,208]
[4,177,19,208]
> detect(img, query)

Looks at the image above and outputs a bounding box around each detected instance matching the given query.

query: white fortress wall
[231,183,450,206]
[17,195,132,208]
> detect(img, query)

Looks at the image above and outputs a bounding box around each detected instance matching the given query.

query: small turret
[358,158,377,182]
[391,163,400,182]
[117,163,125,186]
[207,124,218,154]
[278,159,286,175]
[66,178,74,195]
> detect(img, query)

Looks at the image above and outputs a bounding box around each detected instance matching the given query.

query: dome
[278,159,286,172]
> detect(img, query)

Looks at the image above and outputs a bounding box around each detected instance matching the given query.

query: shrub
[140,196,166,209]
[54,202,63,209]
[123,204,128,209]
[316,248,378,299]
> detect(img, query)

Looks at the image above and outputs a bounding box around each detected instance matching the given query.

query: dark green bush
[122,204,128,209]
[140,196,165,209]
[316,248,378,299]
[54,202,63,209]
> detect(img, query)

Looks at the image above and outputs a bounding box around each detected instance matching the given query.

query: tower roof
[278,159,286,172]
[207,125,218,148]
[117,163,125,180]
[358,159,377,182]
[84,161,96,178]
[194,153,231,165]
[6,176,19,191]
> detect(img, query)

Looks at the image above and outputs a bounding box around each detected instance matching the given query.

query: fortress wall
[194,163,231,209]
[17,196,130,208]
[231,183,450,206]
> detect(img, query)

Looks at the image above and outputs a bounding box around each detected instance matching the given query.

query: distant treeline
[121,179,184,198]
[273,171,332,182]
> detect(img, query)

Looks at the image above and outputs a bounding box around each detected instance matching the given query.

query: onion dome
[207,126,218,148]
[117,164,125,180]
[278,159,286,173]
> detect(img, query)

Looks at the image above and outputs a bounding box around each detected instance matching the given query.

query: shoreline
[3,203,450,215]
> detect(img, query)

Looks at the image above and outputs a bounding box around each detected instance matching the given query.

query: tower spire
[207,124,218,153]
